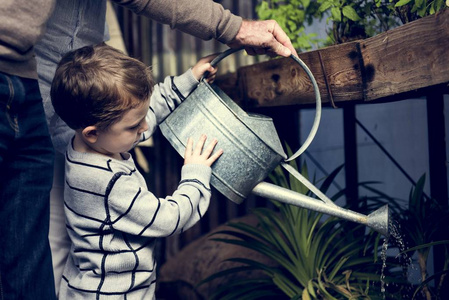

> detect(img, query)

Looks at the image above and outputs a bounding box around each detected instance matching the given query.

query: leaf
[435,0,445,10]
[395,0,414,7]
[302,288,311,300]
[330,7,342,22]
[412,269,449,299]
[319,164,344,194]
[272,272,302,297]
[307,279,317,297]
[400,240,449,254]
[318,1,333,13]
[342,5,361,21]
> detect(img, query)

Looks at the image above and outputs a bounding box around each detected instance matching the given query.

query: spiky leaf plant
[199,158,406,299]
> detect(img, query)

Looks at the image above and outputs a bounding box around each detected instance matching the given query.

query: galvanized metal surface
[160,81,286,204]
[252,182,390,236]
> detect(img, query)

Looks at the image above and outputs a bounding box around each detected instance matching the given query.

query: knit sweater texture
[59,70,212,299]
[0,0,241,79]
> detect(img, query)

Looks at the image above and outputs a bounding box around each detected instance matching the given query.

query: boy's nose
[139,121,149,133]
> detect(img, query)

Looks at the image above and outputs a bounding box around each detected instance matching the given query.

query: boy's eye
[129,124,140,130]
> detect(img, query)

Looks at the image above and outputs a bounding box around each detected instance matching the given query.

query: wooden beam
[362,10,449,101]
[215,9,449,108]
[238,41,364,107]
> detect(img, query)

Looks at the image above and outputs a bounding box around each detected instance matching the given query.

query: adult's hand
[227,19,298,58]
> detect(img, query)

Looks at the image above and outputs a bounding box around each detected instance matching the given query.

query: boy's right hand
[184,134,223,167]
[191,54,218,83]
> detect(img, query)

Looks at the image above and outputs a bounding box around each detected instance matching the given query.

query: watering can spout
[252,182,390,236]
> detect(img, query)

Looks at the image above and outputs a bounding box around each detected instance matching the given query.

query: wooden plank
[234,41,364,108]
[361,10,449,101]
[215,9,449,108]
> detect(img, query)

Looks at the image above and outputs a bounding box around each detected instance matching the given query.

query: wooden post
[426,90,449,294]
[343,105,359,209]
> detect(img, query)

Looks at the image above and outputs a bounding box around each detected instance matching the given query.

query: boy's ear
[82,126,99,143]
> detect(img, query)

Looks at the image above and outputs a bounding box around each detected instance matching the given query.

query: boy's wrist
[180,164,212,187]
[173,69,200,97]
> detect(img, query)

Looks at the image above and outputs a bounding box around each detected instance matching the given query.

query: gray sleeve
[140,68,199,141]
[107,163,212,237]
[111,0,242,43]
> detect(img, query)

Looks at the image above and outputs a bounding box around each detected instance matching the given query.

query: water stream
[380,219,416,299]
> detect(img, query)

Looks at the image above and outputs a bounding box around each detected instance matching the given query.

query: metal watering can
[159,48,390,236]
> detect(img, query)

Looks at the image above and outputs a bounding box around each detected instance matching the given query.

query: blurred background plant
[255,0,448,49]
[255,0,322,50]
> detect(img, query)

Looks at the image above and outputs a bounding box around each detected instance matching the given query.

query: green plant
[255,0,323,50]
[255,0,448,49]
[391,0,448,22]
[317,0,401,43]
[358,174,449,299]
[389,175,449,299]
[199,159,406,299]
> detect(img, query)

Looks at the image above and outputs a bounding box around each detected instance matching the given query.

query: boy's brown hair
[51,43,154,131]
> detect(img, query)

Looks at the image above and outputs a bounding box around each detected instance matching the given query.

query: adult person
[0,2,58,300]
[1,0,297,299]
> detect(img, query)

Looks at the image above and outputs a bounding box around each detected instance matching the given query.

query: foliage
[198,154,449,299]
[255,0,448,49]
[255,0,322,50]
[386,174,449,299]
[357,174,449,299]
[198,159,408,299]
[391,0,448,21]
[316,0,401,43]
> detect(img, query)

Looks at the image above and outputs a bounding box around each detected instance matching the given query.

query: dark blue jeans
[0,72,56,299]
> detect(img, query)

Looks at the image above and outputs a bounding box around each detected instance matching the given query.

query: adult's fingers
[269,21,298,57]
[228,20,298,58]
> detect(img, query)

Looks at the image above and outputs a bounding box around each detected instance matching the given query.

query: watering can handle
[204,47,322,162]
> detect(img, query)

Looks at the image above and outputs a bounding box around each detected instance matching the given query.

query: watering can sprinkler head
[366,204,390,237]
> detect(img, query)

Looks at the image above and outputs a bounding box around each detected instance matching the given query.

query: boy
[50,43,222,299]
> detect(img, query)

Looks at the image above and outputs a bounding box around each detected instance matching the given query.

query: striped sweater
[59,70,211,299]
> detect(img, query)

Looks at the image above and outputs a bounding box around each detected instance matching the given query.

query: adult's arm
[113,0,297,57]
[113,0,241,44]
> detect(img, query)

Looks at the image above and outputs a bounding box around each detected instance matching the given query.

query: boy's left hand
[184,134,223,167]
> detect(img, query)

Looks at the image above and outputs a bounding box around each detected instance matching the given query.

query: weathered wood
[216,9,449,108]
[361,10,449,101]
[234,41,365,107]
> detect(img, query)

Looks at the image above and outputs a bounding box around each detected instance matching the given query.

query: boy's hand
[192,54,218,83]
[184,134,223,167]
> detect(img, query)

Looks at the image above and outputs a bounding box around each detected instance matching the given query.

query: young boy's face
[93,98,150,156]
